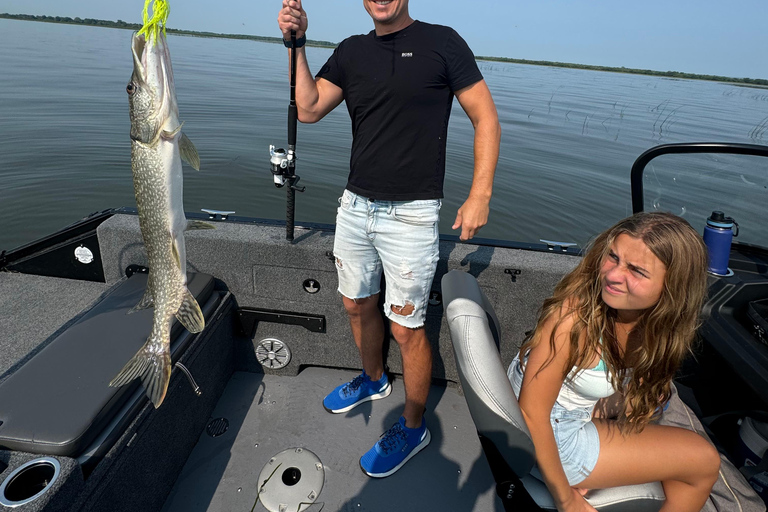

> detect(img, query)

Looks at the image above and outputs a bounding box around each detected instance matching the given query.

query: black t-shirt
[316,21,483,200]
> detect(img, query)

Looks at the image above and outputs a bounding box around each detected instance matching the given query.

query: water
[1,19,767,252]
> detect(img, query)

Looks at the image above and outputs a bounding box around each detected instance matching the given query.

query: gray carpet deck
[162,369,503,512]
[0,273,111,383]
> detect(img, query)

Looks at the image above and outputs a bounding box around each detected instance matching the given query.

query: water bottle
[703,211,738,276]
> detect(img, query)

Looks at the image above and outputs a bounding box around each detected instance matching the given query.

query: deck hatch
[255,448,324,512]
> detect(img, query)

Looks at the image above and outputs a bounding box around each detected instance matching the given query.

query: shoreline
[2,13,766,87]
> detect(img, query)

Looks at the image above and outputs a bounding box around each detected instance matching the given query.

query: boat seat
[441,270,666,511]
[0,272,215,457]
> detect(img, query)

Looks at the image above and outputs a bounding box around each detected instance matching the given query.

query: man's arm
[278,0,343,123]
[453,79,501,241]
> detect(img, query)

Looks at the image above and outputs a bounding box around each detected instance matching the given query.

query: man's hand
[452,195,490,241]
[278,0,308,40]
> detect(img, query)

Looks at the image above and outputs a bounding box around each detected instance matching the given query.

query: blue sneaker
[323,371,391,413]
[360,416,431,478]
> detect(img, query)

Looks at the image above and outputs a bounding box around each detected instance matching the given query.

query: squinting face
[599,234,667,319]
[363,0,410,26]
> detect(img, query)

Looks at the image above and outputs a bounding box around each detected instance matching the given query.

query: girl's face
[600,234,667,321]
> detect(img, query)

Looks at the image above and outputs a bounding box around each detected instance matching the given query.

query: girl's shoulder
[549,297,581,330]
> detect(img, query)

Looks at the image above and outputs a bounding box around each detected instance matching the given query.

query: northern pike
[110,17,210,408]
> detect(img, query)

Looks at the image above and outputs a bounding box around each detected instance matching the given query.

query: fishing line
[249,462,282,512]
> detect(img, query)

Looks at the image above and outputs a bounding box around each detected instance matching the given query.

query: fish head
[127,30,179,144]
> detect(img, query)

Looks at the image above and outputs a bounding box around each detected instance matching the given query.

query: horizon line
[2,12,766,85]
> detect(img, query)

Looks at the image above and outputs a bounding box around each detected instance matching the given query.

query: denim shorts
[550,402,600,486]
[333,189,441,329]
[508,356,600,486]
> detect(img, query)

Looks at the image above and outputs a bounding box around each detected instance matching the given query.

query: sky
[2,0,765,79]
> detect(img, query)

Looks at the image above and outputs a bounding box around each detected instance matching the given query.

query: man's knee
[342,294,379,316]
[390,320,425,346]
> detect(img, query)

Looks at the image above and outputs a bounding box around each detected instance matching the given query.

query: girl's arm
[518,308,595,511]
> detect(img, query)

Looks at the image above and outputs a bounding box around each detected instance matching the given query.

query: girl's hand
[558,488,598,512]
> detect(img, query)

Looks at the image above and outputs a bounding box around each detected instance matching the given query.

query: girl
[508,212,720,511]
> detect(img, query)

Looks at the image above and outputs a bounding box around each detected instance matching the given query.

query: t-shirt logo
[401,52,413,58]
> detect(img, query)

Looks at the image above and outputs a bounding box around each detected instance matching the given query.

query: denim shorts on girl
[550,402,600,486]
[333,189,441,329]
[508,356,600,486]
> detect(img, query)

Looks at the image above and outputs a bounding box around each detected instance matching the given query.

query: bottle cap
[707,211,735,229]
[709,211,726,222]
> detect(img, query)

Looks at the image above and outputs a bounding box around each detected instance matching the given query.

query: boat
[0,142,766,511]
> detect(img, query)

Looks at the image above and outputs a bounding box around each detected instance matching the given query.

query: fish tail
[109,334,171,408]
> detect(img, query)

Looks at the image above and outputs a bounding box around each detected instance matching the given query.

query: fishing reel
[269,145,293,188]
[269,145,305,192]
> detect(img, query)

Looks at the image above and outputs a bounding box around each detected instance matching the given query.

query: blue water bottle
[703,211,738,276]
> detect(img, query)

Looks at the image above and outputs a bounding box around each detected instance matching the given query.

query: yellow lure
[137,0,170,42]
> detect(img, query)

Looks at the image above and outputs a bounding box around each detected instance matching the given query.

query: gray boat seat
[441,270,665,511]
[0,272,216,457]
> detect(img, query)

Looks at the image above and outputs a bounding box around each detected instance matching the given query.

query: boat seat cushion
[0,272,214,457]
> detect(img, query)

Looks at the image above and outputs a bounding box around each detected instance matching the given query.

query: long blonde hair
[519,212,708,432]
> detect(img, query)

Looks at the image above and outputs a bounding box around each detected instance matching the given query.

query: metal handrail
[630,142,768,213]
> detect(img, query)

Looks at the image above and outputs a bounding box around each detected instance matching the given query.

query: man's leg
[323,190,392,414]
[374,198,441,426]
[389,323,432,428]
[342,294,385,381]
[358,198,440,477]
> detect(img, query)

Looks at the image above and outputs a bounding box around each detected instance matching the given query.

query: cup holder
[0,457,61,507]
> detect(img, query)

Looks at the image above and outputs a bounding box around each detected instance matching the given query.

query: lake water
[1,19,767,252]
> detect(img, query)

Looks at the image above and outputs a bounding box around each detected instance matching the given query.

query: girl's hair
[519,212,708,432]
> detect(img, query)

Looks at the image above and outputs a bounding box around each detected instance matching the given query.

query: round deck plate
[256,448,324,512]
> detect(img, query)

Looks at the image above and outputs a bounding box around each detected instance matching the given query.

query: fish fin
[171,239,182,270]
[162,124,183,138]
[109,334,171,408]
[129,286,154,313]
[186,220,215,231]
[179,133,201,171]
[176,287,205,333]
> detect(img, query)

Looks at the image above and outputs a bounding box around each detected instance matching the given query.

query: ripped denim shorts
[333,189,441,329]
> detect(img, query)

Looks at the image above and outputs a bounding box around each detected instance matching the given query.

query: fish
[109,26,211,408]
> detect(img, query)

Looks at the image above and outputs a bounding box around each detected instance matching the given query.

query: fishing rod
[269,30,305,242]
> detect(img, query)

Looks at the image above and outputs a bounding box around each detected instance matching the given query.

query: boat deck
[162,368,501,512]
[2,208,767,511]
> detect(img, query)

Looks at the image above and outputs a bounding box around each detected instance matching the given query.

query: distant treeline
[0,12,336,48]
[477,55,768,87]
[3,12,766,86]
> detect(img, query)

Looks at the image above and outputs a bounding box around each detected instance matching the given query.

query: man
[277,0,500,478]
